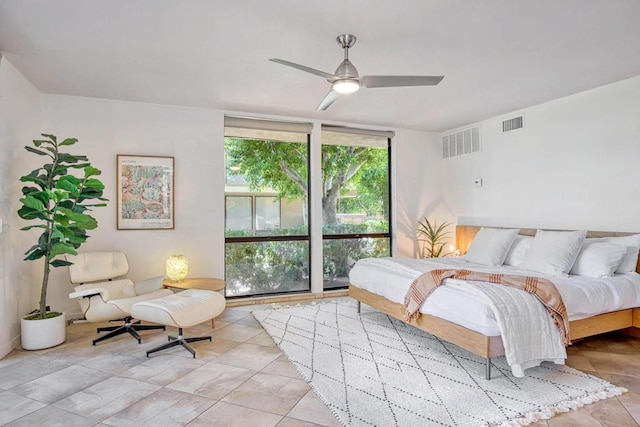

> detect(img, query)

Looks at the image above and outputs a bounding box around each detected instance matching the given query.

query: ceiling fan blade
[360,75,444,88]
[269,59,336,81]
[316,90,339,111]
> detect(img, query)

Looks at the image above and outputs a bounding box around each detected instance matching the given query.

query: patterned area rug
[252,300,625,427]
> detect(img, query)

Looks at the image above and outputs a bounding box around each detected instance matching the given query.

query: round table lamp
[166,254,188,282]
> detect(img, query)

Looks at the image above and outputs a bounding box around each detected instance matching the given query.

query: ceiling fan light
[332,79,360,94]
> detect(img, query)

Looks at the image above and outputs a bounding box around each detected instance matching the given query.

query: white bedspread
[349,257,640,376]
[447,279,565,377]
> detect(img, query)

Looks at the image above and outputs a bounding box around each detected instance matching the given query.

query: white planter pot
[21,312,66,350]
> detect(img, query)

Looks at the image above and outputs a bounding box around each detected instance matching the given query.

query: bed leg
[357,301,361,314]
[486,358,491,380]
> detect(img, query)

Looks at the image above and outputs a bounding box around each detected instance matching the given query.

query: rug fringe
[485,386,628,427]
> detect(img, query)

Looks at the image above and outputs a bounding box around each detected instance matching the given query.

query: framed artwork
[116,155,174,230]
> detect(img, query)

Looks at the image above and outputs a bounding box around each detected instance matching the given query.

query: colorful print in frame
[117,155,174,229]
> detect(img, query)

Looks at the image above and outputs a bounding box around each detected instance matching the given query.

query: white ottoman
[130,289,226,358]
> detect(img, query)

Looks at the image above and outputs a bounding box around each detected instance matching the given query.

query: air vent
[442,125,481,159]
[502,116,524,132]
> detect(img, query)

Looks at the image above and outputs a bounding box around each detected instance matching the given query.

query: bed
[348,225,640,379]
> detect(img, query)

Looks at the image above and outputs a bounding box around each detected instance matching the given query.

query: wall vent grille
[502,116,524,132]
[442,125,481,159]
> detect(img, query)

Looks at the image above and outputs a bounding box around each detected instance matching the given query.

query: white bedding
[449,279,566,377]
[349,257,640,337]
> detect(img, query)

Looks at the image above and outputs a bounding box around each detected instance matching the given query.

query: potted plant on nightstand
[18,134,107,350]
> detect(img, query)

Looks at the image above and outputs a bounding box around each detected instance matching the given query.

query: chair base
[93,317,166,345]
[145,327,211,358]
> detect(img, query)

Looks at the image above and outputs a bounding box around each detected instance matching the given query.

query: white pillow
[503,235,533,267]
[569,241,628,278]
[619,246,640,273]
[464,228,519,266]
[521,229,587,276]
[595,234,640,273]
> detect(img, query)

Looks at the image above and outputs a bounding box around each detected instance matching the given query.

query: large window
[321,126,392,290]
[224,118,392,298]
[224,117,311,297]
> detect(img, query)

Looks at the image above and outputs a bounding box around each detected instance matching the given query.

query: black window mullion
[322,233,390,240]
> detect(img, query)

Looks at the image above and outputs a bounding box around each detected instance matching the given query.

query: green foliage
[224,137,391,295]
[225,224,390,295]
[18,134,108,318]
[337,149,388,219]
[225,138,308,200]
[417,218,452,258]
[323,226,390,287]
[225,138,387,224]
[322,220,388,235]
[225,239,309,296]
[23,311,63,321]
[321,144,382,224]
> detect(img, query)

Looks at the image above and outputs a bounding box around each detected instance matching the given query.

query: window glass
[321,129,392,290]
[224,117,311,298]
[225,241,309,297]
[255,196,281,231]
[225,196,252,232]
[323,237,390,290]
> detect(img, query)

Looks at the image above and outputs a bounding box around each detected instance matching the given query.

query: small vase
[21,312,66,350]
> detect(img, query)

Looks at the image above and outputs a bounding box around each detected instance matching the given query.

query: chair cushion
[134,276,165,295]
[67,251,129,283]
[130,289,226,328]
[109,289,173,313]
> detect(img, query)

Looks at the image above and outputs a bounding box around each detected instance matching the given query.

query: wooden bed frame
[348,225,640,379]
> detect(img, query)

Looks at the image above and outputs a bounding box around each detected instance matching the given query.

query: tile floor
[1,300,639,426]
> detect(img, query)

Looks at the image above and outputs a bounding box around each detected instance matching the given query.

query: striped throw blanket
[404,269,570,345]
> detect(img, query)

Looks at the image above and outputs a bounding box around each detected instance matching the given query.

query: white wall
[394,129,453,257]
[37,95,440,317]
[443,75,640,233]
[39,95,225,316]
[0,57,42,357]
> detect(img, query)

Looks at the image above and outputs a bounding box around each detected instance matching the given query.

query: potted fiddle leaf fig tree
[18,134,107,350]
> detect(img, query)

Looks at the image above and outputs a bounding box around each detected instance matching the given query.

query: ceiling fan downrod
[334,34,359,80]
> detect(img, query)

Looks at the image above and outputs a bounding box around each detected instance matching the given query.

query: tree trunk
[301,197,308,227]
[322,193,339,225]
[39,256,50,317]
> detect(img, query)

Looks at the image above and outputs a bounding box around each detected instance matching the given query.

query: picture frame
[116,154,175,230]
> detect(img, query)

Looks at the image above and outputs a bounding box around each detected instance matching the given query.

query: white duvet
[349,257,640,377]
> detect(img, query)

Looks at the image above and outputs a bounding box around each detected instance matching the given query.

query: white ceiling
[1,0,640,132]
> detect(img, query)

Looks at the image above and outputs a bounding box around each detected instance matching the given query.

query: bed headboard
[455,225,640,274]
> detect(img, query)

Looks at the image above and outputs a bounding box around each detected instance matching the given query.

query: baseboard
[0,334,22,358]
[226,290,349,307]
[11,334,21,351]
[66,311,84,322]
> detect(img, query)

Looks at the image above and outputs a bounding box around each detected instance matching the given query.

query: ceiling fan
[270,34,444,111]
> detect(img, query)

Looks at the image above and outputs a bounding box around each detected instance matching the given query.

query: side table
[162,278,226,327]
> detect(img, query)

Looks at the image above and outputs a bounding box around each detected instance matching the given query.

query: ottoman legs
[146,327,212,358]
